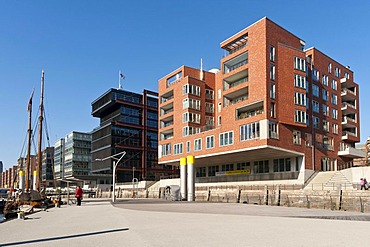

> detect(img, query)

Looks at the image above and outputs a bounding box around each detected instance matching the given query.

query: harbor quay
[1,198,370,247]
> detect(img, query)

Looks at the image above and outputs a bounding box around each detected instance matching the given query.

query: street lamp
[95,151,126,203]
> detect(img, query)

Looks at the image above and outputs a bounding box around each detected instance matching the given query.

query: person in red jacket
[75,186,83,206]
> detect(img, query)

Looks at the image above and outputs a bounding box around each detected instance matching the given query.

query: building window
[294,74,306,89]
[270,45,275,61]
[293,130,301,145]
[196,167,206,177]
[322,74,329,86]
[332,108,338,120]
[305,133,312,147]
[183,84,200,96]
[332,123,338,134]
[186,141,190,153]
[194,138,202,151]
[294,57,306,71]
[270,102,276,118]
[183,126,200,137]
[205,102,214,113]
[183,112,200,124]
[218,89,222,99]
[322,89,329,101]
[313,116,320,129]
[161,143,171,156]
[208,165,219,177]
[205,116,214,126]
[322,104,329,116]
[240,122,260,141]
[253,160,269,174]
[220,131,233,147]
[183,98,201,110]
[331,94,337,105]
[173,143,183,155]
[328,63,332,73]
[294,92,307,106]
[270,64,275,80]
[323,120,329,132]
[270,83,275,99]
[218,116,221,126]
[205,89,214,100]
[206,136,214,149]
[273,158,291,172]
[312,100,319,113]
[218,102,222,112]
[237,162,250,170]
[269,121,278,139]
[335,67,341,78]
[331,79,337,90]
[222,163,234,171]
[312,69,319,81]
[312,84,319,97]
[294,110,307,124]
[344,72,350,79]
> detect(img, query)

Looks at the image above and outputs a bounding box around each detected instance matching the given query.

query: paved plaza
[1,198,370,246]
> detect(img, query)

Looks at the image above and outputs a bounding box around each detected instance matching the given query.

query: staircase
[304,171,355,191]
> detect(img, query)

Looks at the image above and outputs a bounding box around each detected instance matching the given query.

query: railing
[341,88,356,95]
[237,109,263,120]
[223,76,248,90]
[161,95,174,103]
[161,108,173,116]
[341,102,356,109]
[224,59,248,74]
[342,131,356,137]
[342,116,356,123]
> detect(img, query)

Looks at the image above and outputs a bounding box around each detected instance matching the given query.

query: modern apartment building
[158,17,363,186]
[63,131,92,178]
[53,139,65,179]
[91,88,172,183]
[41,147,54,187]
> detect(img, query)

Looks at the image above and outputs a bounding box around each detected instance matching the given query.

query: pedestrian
[75,186,83,206]
[364,178,368,190]
[360,178,365,190]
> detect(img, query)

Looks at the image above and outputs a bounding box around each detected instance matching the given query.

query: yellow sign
[216,169,250,176]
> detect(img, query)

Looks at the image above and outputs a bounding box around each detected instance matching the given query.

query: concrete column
[180,157,187,201]
[19,170,25,190]
[32,170,37,190]
[187,155,195,201]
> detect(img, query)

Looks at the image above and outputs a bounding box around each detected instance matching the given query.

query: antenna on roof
[200,58,204,80]
[118,69,125,89]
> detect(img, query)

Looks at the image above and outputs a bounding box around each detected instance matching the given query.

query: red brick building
[158,17,363,185]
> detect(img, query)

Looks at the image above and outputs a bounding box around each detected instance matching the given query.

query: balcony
[223,52,248,74]
[341,88,356,101]
[224,87,249,107]
[160,129,174,141]
[341,102,356,114]
[160,102,174,117]
[340,77,354,89]
[223,70,249,91]
[161,90,174,104]
[338,143,365,158]
[342,115,357,128]
[221,34,248,55]
[342,130,357,140]
[236,100,264,120]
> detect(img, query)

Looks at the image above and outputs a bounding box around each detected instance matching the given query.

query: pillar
[32,170,37,190]
[180,157,187,201]
[19,170,25,190]
[187,155,195,201]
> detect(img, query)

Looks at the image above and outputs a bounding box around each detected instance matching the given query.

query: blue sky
[1,1,370,169]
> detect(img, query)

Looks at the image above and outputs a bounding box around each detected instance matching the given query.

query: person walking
[360,178,365,190]
[75,186,83,206]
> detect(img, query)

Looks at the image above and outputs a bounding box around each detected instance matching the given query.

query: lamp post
[96,151,126,203]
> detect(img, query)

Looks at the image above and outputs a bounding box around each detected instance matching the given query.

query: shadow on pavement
[1,228,129,246]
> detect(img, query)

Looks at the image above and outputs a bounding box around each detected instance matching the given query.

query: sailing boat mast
[36,70,45,191]
[25,90,34,191]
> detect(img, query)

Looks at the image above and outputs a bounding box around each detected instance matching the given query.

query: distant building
[0,161,3,173]
[0,165,17,188]
[54,139,65,179]
[16,155,37,189]
[91,88,173,184]
[41,147,54,187]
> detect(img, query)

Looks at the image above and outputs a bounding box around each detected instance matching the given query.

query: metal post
[112,161,117,203]
[180,157,187,200]
[187,155,195,201]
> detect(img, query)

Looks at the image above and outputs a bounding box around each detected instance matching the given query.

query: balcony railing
[341,88,356,96]
[342,116,356,123]
[161,95,174,104]
[341,102,356,109]
[342,131,356,137]
[161,108,174,116]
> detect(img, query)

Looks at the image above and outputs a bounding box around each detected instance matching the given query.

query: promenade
[1,198,370,247]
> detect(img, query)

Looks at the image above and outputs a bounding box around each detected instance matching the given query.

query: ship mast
[25,90,34,191]
[36,70,45,191]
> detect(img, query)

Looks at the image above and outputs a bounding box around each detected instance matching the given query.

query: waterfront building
[0,165,17,188]
[91,88,172,183]
[53,139,65,179]
[41,147,54,187]
[158,17,363,186]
